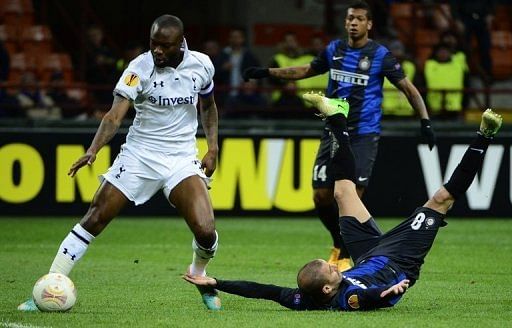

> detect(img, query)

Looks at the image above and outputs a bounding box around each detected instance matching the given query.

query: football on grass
[32,273,77,312]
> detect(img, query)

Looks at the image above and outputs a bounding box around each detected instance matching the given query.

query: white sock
[49,223,95,276]
[189,231,218,276]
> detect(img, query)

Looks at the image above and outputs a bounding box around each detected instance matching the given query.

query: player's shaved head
[297,259,330,300]
[149,15,184,68]
[151,15,184,34]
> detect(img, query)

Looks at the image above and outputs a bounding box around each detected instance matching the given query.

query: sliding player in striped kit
[185,93,501,311]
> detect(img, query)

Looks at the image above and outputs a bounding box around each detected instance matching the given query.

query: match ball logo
[124,73,140,87]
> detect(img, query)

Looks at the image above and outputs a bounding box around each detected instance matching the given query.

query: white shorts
[102,143,209,206]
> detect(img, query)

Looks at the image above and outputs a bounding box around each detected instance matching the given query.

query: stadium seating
[0,24,18,54]
[39,53,74,85]
[0,0,86,110]
[492,30,512,49]
[7,52,36,92]
[492,4,512,31]
[389,3,413,35]
[389,2,512,82]
[0,0,34,30]
[21,25,53,55]
[490,31,512,80]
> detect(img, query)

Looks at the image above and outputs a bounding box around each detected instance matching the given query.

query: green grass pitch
[1,217,511,328]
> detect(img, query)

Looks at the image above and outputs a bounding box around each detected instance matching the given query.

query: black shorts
[312,127,379,189]
[340,207,446,283]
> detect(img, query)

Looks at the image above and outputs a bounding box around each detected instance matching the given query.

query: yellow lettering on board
[274,139,318,211]
[56,145,110,202]
[0,143,44,203]
[198,138,272,210]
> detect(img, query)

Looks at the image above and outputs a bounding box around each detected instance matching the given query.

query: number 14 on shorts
[313,165,328,182]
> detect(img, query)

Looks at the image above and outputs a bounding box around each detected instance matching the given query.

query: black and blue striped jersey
[310,39,405,135]
[334,256,407,310]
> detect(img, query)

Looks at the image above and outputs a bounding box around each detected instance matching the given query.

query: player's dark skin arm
[395,77,436,150]
[68,95,131,177]
[268,64,318,80]
[395,78,429,120]
[199,93,219,177]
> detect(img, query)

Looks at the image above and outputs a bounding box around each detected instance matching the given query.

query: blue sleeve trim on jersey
[199,88,213,98]
[200,81,214,98]
[201,81,212,91]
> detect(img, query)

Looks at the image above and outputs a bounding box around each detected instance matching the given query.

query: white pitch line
[0,321,51,328]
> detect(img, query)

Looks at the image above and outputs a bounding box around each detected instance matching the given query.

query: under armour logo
[63,248,77,261]
[153,81,164,88]
[115,165,126,179]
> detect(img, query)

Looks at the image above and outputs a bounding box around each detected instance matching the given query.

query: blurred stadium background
[1,0,511,217]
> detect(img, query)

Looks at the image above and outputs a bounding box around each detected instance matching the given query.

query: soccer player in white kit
[18,15,222,311]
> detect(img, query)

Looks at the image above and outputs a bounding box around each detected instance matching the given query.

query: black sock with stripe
[326,113,356,183]
[444,132,492,199]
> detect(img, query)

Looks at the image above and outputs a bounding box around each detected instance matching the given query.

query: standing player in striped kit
[243,0,436,271]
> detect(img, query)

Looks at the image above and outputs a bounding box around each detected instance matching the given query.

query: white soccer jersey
[114,41,215,155]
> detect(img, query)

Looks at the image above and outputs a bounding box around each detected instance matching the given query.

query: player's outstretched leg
[480,108,502,138]
[304,92,356,271]
[302,92,349,118]
[427,108,502,214]
[189,233,221,310]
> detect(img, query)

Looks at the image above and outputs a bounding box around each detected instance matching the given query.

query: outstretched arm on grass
[183,274,312,310]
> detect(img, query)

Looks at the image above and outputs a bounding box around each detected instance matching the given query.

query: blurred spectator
[307,35,326,56]
[422,0,452,31]
[218,28,260,106]
[440,30,470,108]
[116,43,144,73]
[269,32,328,109]
[16,71,58,119]
[301,36,329,101]
[0,40,21,117]
[202,39,229,106]
[0,41,8,83]
[202,39,225,80]
[86,25,117,109]
[450,0,495,83]
[439,30,469,70]
[269,32,313,109]
[366,0,396,40]
[424,42,466,118]
[46,71,85,119]
[382,39,416,117]
[224,79,267,112]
